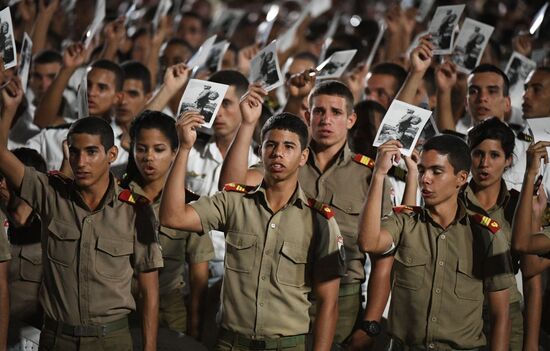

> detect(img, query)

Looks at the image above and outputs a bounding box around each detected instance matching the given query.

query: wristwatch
[361,320,381,337]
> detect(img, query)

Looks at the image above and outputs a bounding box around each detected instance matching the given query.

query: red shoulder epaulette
[118,189,150,206]
[469,213,500,234]
[392,205,422,214]
[47,170,73,183]
[306,198,335,219]
[223,183,256,193]
[352,154,375,169]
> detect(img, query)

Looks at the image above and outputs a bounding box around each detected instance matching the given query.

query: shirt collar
[465,179,509,212]
[247,181,307,210]
[308,142,352,168]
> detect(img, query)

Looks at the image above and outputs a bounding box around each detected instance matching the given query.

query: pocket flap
[457,259,475,278]
[96,237,134,257]
[20,246,42,265]
[395,249,429,267]
[159,226,187,239]
[281,242,308,264]
[47,219,80,240]
[226,232,257,249]
[331,194,362,215]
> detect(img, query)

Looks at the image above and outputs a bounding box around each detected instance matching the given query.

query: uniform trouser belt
[388,338,479,351]
[339,283,361,297]
[44,316,128,337]
[219,328,306,350]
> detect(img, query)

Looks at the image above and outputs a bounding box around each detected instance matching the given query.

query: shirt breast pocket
[394,249,428,291]
[455,260,483,301]
[277,241,308,287]
[20,245,42,282]
[159,226,187,261]
[330,194,362,216]
[225,231,256,273]
[47,219,80,267]
[95,237,134,279]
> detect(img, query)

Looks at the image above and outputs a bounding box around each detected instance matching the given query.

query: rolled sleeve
[484,231,516,292]
[19,166,51,217]
[313,216,346,281]
[189,192,229,234]
[186,232,215,264]
[381,212,405,246]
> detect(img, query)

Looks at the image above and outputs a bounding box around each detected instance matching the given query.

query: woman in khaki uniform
[122,110,213,338]
[465,118,526,350]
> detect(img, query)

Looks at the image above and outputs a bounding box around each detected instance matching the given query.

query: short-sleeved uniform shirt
[381,201,516,349]
[18,166,164,326]
[190,183,346,338]
[463,182,522,304]
[128,181,214,294]
[299,144,392,285]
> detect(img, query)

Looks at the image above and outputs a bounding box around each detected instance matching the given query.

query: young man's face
[418,149,468,208]
[68,133,117,189]
[365,73,398,109]
[308,94,356,150]
[30,62,62,102]
[87,68,121,118]
[177,16,205,49]
[467,72,511,123]
[213,86,242,139]
[161,43,192,71]
[262,128,308,183]
[522,70,550,119]
[116,79,149,126]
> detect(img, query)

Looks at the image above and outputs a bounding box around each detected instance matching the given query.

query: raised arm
[487,288,510,351]
[283,68,316,117]
[401,150,419,205]
[98,17,126,62]
[145,63,189,112]
[396,34,433,104]
[358,140,402,254]
[159,111,203,232]
[137,270,159,351]
[512,141,550,254]
[0,79,26,191]
[147,16,170,88]
[434,61,458,132]
[34,43,88,128]
[30,0,60,54]
[217,84,266,189]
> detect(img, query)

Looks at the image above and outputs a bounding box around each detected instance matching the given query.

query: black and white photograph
[177,79,229,128]
[83,0,106,48]
[0,7,17,70]
[204,40,230,73]
[187,34,217,69]
[316,49,357,79]
[427,5,465,55]
[152,0,172,32]
[415,116,439,151]
[505,52,537,108]
[76,74,88,119]
[307,0,331,18]
[373,99,432,156]
[255,4,279,48]
[451,18,494,74]
[249,40,283,92]
[527,117,550,155]
[209,9,244,38]
[18,32,32,92]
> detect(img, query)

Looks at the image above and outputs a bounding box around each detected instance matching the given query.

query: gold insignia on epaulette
[517,132,534,143]
[306,198,335,219]
[470,213,500,234]
[392,205,421,214]
[353,154,375,169]
[223,183,255,193]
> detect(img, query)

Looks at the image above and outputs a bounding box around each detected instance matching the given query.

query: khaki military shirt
[129,181,214,295]
[463,182,522,304]
[19,166,164,325]
[381,201,515,349]
[190,183,346,338]
[299,144,392,284]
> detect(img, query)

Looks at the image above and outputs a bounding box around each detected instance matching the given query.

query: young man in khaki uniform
[358,135,516,350]
[218,81,393,345]
[159,105,346,350]
[0,80,163,351]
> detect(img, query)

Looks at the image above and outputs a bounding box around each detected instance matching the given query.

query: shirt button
[440,234,446,240]
[86,218,92,223]
[435,288,441,294]
[438,261,444,266]
[270,223,276,228]
[428,343,435,349]
[260,303,264,307]
[261,276,266,280]
[431,317,437,322]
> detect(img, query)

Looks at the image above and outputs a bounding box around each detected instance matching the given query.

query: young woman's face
[470,139,511,188]
[133,128,176,184]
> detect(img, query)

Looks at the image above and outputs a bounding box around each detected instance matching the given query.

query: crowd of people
[0,0,549,350]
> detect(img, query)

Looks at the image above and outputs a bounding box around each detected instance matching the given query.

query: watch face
[363,320,381,336]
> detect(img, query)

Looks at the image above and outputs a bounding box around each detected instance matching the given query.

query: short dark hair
[121,60,152,94]
[68,117,115,152]
[261,113,309,151]
[181,11,208,31]
[12,148,47,173]
[33,49,62,65]
[422,135,471,174]
[309,80,354,115]
[292,51,318,64]
[165,37,194,52]
[470,64,510,97]
[467,117,515,159]
[370,62,407,93]
[209,70,249,99]
[90,60,124,92]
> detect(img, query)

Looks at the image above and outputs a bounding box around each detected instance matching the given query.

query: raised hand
[435,60,457,92]
[104,17,127,46]
[240,83,267,125]
[287,68,316,98]
[38,0,60,18]
[163,63,190,94]
[1,78,24,115]
[512,34,533,58]
[237,44,261,76]
[526,141,550,175]
[410,34,433,74]
[176,111,204,150]
[374,140,403,176]
[63,43,88,69]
